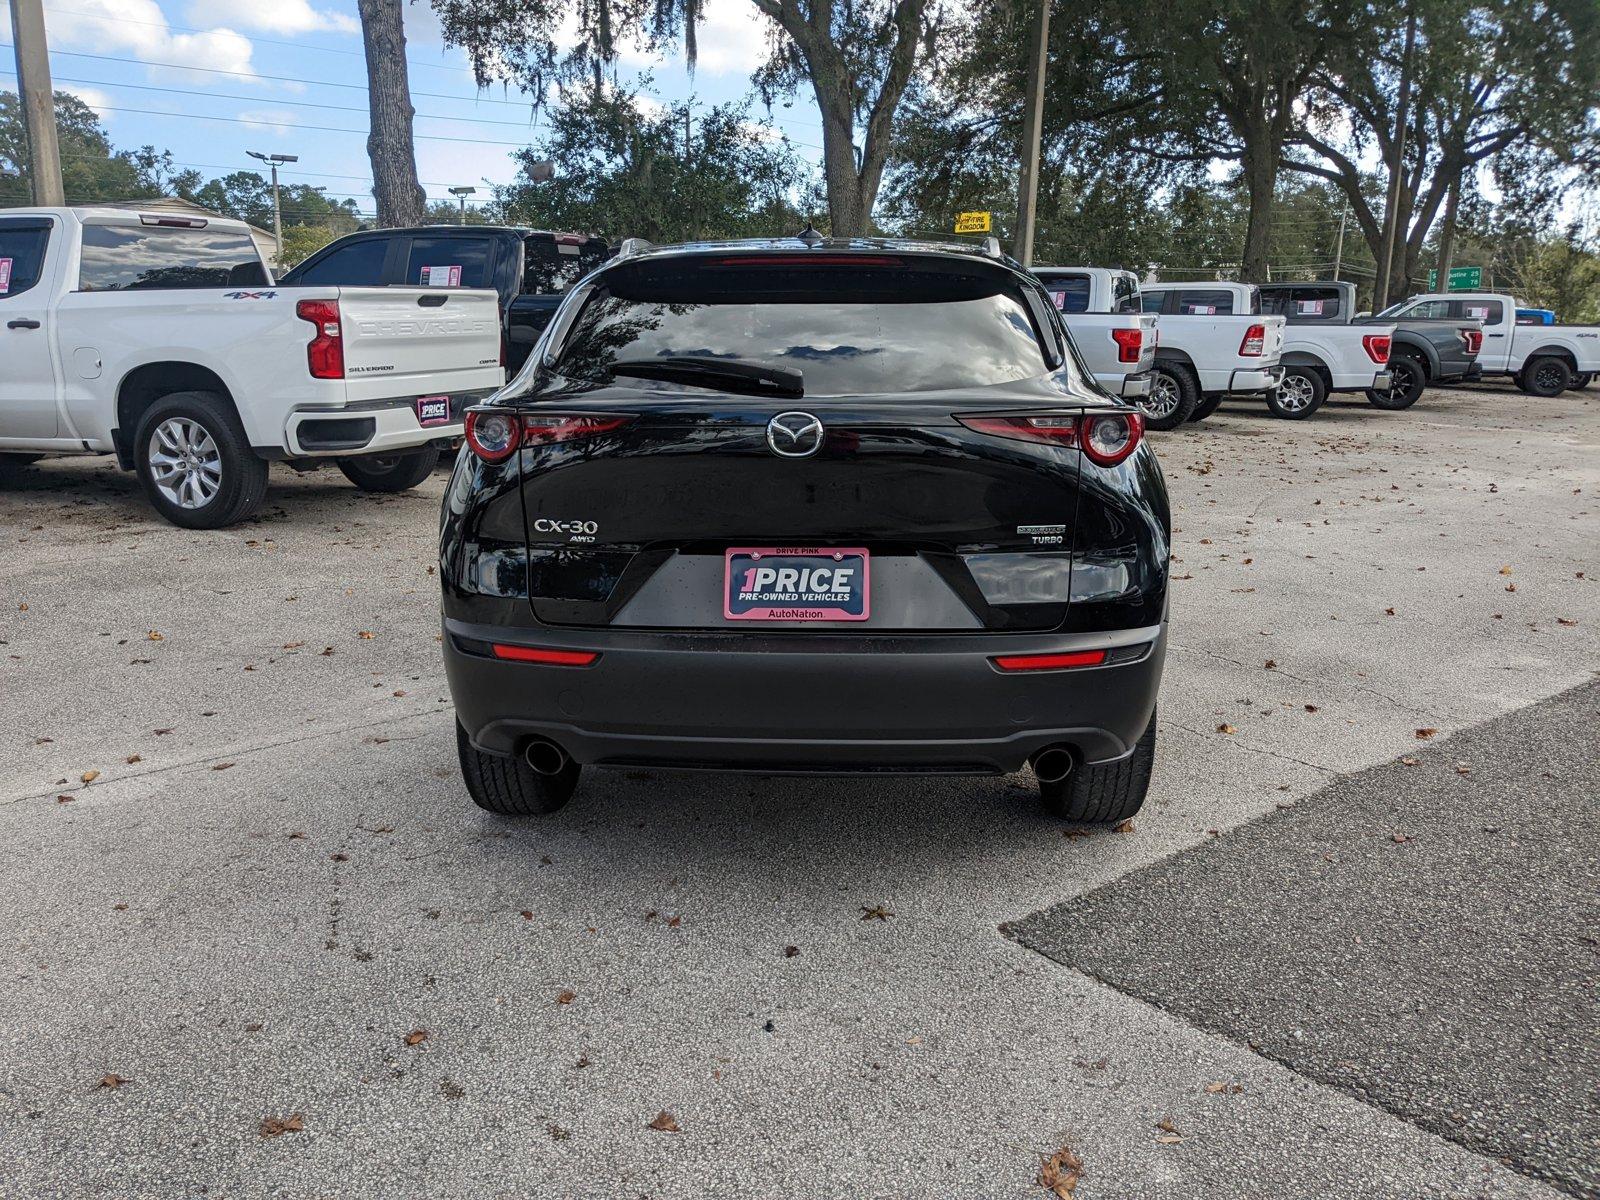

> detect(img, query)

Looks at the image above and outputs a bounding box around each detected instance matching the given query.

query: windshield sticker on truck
[1050,291,1066,310]
[1184,304,1217,315]
[420,265,463,287]
[0,258,11,295]
[1466,305,1489,319]
[1297,300,1325,315]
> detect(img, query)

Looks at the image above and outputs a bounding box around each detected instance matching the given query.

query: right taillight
[1461,328,1483,354]
[1362,334,1391,364]
[296,299,343,379]
[1110,327,1143,363]
[956,410,1143,466]
[1080,411,1143,467]
[1239,324,1266,356]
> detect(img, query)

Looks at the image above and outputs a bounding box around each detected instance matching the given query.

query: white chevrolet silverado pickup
[1142,282,1388,421]
[1134,282,1287,427]
[1032,267,1157,403]
[0,207,504,527]
[1377,291,1600,396]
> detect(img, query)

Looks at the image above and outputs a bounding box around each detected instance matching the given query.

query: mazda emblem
[766,411,825,459]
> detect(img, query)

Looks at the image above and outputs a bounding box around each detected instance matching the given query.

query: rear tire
[133,391,268,529]
[1188,394,1224,422]
[337,448,440,493]
[1265,366,1327,419]
[1140,364,1199,430]
[1571,372,1592,390]
[1366,355,1426,410]
[1520,357,1573,398]
[1040,711,1156,824]
[457,722,579,816]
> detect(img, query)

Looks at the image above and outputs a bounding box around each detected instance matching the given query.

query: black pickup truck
[279,225,612,372]
[1259,281,1482,409]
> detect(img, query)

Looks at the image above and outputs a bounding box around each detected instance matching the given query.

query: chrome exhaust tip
[523,738,570,776]
[1030,746,1075,784]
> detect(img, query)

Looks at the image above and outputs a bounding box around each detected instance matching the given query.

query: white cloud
[44,0,259,81]
[618,0,774,75]
[63,86,114,117]
[184,0,359,36]
[236,108,300,136]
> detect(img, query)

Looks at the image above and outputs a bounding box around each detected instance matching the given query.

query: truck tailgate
[337,287,503,402]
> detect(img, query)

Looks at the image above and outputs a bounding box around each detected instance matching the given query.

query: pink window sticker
[0,258,12,295]
[1297,299,1325,315]
[1051,290,1066,310]
[420,265,463,287]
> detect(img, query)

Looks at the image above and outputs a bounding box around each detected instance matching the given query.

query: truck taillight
[1361,334,1391,364]
[464,410,635,462]
[1239,324,1266,356]
[1460,328,1483,355]
[1111,327,1143,363]
[295,299,343,379]
[955,410,1143,466]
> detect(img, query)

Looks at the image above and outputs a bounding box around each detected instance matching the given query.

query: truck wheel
[336,449,440,493]
[1366,355,1426,410]
[1188,394,1224,422]
[1520,357,1573,398]
[456,723,579,816]
[1571,372,1592,390]
[134,391,268,529]
[1140,364,1199,430]
[1040,711,1156,825]
[1265,367,1327,419]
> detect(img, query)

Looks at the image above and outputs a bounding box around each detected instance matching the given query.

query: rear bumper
[1226,366,1284,394]
[1330,369,1390,392]
[444,618,1166,774]
[282,390,494,457]
[1094,370,1153,399]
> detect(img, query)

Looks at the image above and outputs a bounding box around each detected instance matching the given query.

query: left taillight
[1362,334,1391,364]
[956,410,1143,467]
[1239,323,1266,357]
[296,299,343,379]
[1111,326,1143,363]
[464,410,634,462]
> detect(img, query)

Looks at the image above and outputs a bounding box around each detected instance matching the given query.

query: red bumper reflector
[490,644,598,666]
[991,649,1107,672]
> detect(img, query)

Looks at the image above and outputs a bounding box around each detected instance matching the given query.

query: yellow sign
[954,211,992,234]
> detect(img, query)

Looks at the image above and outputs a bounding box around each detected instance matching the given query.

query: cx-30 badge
[766,411,824,458]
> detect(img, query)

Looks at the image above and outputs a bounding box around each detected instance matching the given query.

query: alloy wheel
[1387,364,1416,404]
[1535,363,1563,392]
[1144,373,1180,420]
[1278,373,1315,412]
[148,416,222,510]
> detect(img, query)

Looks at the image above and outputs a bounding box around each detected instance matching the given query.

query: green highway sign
[1428,265,1483,291]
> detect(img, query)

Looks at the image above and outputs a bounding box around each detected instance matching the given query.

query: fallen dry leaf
[1557,617,1578,627]
[647,1110,681,1133]
[146,630,164,641]
[1156,1117,1180,1134]
[1156,1135,1184,1145]
[330,852,349,863]
[259,1113,305,1139]
[556,989,577,1005]
[784,945,801,958]
[1203,1081,1229,1094]
[212,762,234,771]
[80,769,99,783]
[1392,832,1411,844]
[1038,1146,1083,1197]
[404,1030,428,1047]
[1415,728,1438,740]
[1113,818,1136,833]
[1398,755,1420,766]
[1304,704,1320,713]
[358,631,375,640]
[1384,607,1396,616]
[860,904,894,921]
[1216,723,1236,735]
[1263,659,1276,669]
[1499,566,1513,575]
[96,1073,129,1090]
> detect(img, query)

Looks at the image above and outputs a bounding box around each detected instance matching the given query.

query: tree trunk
[358,0,427,228]
[1434,176,1459,283]
[1239,118,1276,283]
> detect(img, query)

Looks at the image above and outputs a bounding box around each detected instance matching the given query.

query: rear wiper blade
[609,356,804,398]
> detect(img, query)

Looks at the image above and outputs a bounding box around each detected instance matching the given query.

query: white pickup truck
[1032,267,1157,404]
[1142,282,1391,421]
[1132,283,1286,427]
[0,207,504,527]
[1376,291,1600,397]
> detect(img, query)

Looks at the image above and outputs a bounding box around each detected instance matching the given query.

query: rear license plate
[416,395,451,427]
[724,547,870,621]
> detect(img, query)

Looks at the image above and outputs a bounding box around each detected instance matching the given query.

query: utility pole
[247,150,298,263]
[1331,200,1348,281]
[449,185,475,224]
[9,0,65,206]
[1374,6,1417,307]
[1013,0,1051,267]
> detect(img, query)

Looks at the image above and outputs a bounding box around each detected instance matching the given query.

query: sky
[1,0,828,218]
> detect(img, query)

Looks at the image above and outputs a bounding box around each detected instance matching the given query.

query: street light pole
[1013,0,1052,267]
[1331,200,1348,282]
[247,150,298,263]
[9,0,65,205]
[449,185,476,225]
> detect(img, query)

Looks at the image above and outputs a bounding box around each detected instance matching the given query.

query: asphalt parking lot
[2,383,1596,1200]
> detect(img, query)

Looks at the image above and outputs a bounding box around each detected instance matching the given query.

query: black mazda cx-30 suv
[440,237,1169,823]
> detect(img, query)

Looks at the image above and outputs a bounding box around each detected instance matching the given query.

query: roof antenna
[796,223,824,247]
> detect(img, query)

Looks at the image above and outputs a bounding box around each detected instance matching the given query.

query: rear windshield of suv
[555,256,1050,395]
